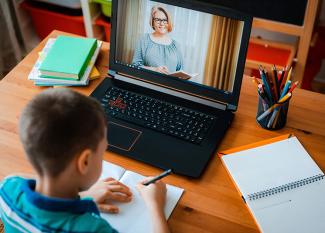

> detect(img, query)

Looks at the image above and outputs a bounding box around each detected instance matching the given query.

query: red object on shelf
[95,16,111,42]
[245,38,296,78]
[247,43,291,67]
[21,1,86,39]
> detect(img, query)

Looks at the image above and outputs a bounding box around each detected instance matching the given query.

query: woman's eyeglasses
[153,18,168,25]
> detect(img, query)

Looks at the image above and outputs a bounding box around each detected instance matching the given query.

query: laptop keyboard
[100,87,216,144]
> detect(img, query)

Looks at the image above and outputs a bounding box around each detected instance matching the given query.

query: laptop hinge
[108,69,117,77]
[227,104,237,111]
[110,71,229,111]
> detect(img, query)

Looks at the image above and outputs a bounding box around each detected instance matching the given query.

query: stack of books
[28,35,102,86]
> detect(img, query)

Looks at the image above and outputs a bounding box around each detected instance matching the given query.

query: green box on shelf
[92,0,112,17]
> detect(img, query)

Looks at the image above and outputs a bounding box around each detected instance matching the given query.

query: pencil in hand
[143,169,173,186]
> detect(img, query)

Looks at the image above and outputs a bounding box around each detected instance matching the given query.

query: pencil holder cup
[256,96,291,130]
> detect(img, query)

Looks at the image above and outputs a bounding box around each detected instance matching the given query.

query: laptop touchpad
[107,122,142,151]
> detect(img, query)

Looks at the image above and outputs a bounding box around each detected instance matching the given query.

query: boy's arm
[137,179,170,233]
[149,206,170,233]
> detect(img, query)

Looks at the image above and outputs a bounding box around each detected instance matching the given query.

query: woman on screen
[132,6,184,75]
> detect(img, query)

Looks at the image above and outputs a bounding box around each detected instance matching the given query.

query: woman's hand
[80,177,132,214]
[142,65,169,74]
[155,66,169,74]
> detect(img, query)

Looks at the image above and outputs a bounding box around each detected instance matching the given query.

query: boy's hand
[136,177,167,213]
[80,177,132,214]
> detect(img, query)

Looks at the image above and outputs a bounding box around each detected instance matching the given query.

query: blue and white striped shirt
[0,176,117,233]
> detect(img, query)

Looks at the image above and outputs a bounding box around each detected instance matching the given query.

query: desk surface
[1,31,325,233]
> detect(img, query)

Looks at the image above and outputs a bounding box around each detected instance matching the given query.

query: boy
[0,88,170,233]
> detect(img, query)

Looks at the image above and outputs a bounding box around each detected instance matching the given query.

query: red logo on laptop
[109,96,127,110]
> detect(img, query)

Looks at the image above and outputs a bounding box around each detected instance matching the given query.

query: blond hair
[149,6,173,32]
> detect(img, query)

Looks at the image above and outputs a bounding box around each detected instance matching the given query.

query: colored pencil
[288,81,299,93]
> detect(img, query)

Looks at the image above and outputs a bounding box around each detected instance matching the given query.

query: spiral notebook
[218,134,325,233]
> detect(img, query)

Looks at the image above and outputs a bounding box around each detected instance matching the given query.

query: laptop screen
[109,0,252,109]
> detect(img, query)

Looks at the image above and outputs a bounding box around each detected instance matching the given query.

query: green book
[39,74,82,81]
[39,36,97,80]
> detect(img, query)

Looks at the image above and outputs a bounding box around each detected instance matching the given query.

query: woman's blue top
[132,33,183,72]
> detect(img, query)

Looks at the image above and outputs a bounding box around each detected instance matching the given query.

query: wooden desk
[1,31,325,233]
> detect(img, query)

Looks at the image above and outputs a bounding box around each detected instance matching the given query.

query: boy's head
[19,88,107,187]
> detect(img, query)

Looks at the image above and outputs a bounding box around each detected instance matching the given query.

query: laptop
[91,0,252,177]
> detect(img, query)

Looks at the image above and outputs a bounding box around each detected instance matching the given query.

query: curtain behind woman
[203,16,243,92]
[116,0,147,63]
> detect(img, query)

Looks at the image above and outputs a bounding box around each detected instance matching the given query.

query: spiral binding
[247,174,325,201]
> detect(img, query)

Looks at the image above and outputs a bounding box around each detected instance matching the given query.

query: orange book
[218,134,325,233]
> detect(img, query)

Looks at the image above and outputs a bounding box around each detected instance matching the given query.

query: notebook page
[222,137,323,197]
[100,161,126,181]
[101,170,184,233]
[247,179,325,233]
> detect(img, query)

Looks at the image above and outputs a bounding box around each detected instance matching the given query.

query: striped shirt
[132,33,184,73]
[0,176,117,233]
